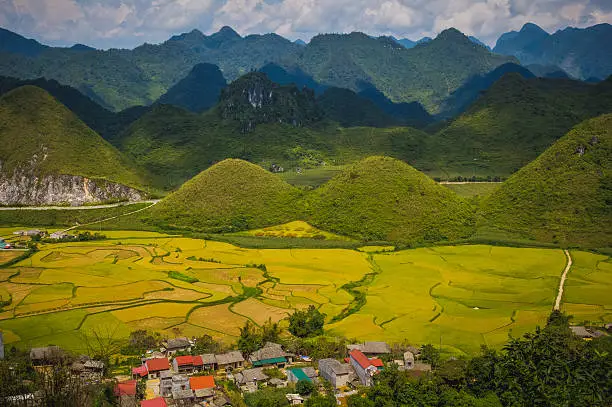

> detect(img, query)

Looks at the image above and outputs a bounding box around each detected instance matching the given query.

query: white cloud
[0,0,611,48]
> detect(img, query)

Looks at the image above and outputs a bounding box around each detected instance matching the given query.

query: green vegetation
[481,114,612,247]
[0,86,150,190]
[305,157,476,243]
[420,75,612,179]
[441,183,501,199]
[148,159,304,232]
[288,306,326,338]
[168,271,199,283]
[348,313,611,406]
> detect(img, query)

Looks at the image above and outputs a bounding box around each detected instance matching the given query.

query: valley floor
[0,228,609,355]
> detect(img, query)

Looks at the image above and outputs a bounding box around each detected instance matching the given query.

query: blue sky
[1,0,611,49]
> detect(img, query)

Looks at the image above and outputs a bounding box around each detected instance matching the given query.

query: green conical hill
[305,156,476,242]
[481,114,612,247]
[149,159,303,232]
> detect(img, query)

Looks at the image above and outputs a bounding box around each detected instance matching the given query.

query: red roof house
[370,358,384,368]
[193,355,204,367]
[145,358,170,378]
[132,365,148,378]
[141,397,168,407]
[349,349,372,369]
[349,349,381,386]
[189,375,215,390]
[115,380,137,397]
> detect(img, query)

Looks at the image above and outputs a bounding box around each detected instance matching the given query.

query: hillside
[305,156,476,242]
[494,23,612,80]
[156,63,227,112]
[218,72,321,131]
[481,114,612,247]
[317,87,399,127]
[422,74,612,178]
[148,159,303,232]
[296,29,515,113]
[119,102,429,190]
[0,86,150,204]
[0,75,148,140]
[0,26,514,113]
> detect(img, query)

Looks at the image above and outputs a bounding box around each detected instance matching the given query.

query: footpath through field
[554,250,573,311]
[0,200,159,211]
[59,200,159,233]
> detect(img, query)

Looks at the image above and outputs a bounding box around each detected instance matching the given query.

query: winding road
[0,200,159,211]
[58,200,160,233]
[554,249,573,311]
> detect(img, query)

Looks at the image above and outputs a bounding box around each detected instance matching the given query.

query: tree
[296,379,316,396]
[262,318,282,343]
[419,344,440,368]
[288,305,326,338]
[193,334,224,355]
[238,320,262,358]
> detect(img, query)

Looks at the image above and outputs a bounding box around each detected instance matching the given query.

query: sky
[1,0,611,49]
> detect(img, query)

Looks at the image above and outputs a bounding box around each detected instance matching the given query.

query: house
[115,380,137,407]
[406,346,421,358]
[30,346,65,366]
[13,230,44,237]
[234,367,269,392]
[173,355,196,374]
[141,397,168,407]
[145,357,170,379]
[269,378,288,388]
[193,355,205,372]
[318,358,352,389]
[215,350,245,370]
[287,367,317,383]
[571,326,596,339]
[171,374,192,401]
[200,353,217,370]
[162,337,192,356]
[286,393,305,405]
[159,370,173,397]
[213,394,232,407]
[403,351,415,369]
[349,349,379,386]
[71,356,104,379]
[190,375,215,401]
[250,342,294,368]
[347,341,391,357]
[132,365,148,379]
[49,231,71,240]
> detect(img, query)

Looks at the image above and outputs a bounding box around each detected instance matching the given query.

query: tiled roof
[165,337,191,349]
[115,380,137,396]
[235,367,269,385]
[318,358,351,375]
[146,358,170,372]
[215,351,244,365]
[193,355,204,366]
[200,354,216,365]
[141,397,168,407]
[350,349,372,369]
[175,355,194,366]
[132,365,148,377]
[370,358,384,368]
[190,375,215,390]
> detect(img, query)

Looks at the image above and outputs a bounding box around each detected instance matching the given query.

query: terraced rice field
[0,230,606,355]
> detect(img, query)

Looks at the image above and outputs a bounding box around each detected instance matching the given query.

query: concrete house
[215,350,245,370]
[173,355,198,374]
[403,351,415,369]
[287,367,317,383]
[349,349,380,386]
[286,393,305,405]
[171,374,192,401]
[162,337,192,356]
[145,357,170,379]
[250,342,294,368]
[318,358,352,389]
[159,371,173,397]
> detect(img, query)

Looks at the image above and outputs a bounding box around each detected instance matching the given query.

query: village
[1,332,436,407]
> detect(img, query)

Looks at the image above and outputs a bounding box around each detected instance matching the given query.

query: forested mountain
[0,25,514,113]
[494,23,612,80]
[481,114,612,247]
[317,87,400,127]
[419,74,612,178]
[0,27,48,56]
[0,76,148,140]
[156,63,227,112]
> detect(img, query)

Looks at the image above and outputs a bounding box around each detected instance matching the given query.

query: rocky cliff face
[0,167,144,206]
